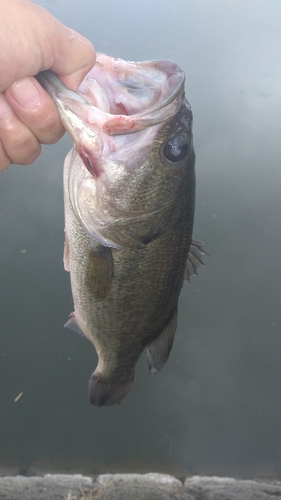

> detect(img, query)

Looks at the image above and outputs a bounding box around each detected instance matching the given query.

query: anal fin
[64,313,87,339]
[146,307,178,374]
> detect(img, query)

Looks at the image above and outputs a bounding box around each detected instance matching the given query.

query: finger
[0,93,41,167]
[51,29,96,90]
[5,76,65,145]
[0,1,95,92]
[0,139,11,171]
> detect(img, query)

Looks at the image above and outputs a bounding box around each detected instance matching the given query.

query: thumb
[0,0,96,92]
[45,26,96,90]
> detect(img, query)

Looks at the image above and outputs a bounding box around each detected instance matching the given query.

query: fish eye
[164,135,189,163]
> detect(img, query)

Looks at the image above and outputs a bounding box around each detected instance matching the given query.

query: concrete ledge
[184,475,281,499]
[0,473,280,499]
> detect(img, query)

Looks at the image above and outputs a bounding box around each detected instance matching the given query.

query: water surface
[0,0,280,479]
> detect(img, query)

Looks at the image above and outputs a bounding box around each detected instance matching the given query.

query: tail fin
[88,371,134,406]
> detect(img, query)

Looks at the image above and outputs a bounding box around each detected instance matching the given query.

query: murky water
[0,0,280,479]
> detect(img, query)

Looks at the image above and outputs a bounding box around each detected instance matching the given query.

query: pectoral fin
[85,245,114,301]
[146,307,178,374]
[184,239,209,282]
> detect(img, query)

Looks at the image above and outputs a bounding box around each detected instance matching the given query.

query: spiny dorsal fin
[184,239,209,282]
[85,245,114,301]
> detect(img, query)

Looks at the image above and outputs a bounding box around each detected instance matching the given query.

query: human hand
[0,0,96,170]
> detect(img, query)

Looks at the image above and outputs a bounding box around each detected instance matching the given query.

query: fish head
[39,54,195,248]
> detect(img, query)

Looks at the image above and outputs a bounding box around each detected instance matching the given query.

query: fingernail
[0,93,13,118]
[11,77,41,109]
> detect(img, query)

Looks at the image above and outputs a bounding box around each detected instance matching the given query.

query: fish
[37,53,206,406]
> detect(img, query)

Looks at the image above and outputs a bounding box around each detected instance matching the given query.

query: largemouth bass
[37,54,206,406]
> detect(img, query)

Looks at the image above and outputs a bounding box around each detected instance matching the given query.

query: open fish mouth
[38,53,185,137]
[77,53,185,134]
